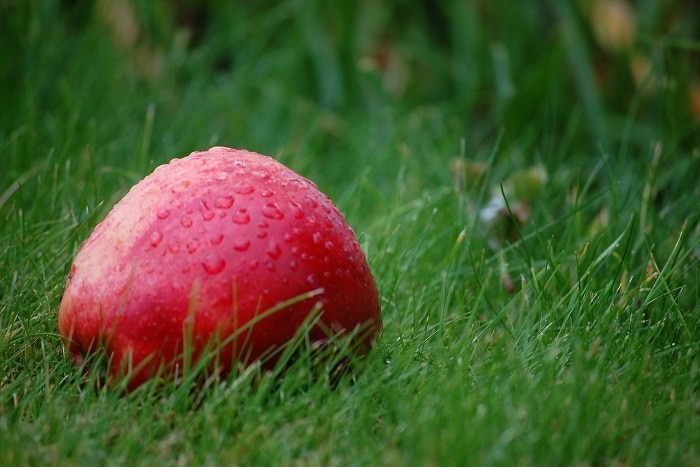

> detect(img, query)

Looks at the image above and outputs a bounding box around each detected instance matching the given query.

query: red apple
[58,147,382,389]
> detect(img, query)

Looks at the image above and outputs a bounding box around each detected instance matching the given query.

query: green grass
[1,1,699,465]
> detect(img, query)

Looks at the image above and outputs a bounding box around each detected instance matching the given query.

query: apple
[58,147,382,389]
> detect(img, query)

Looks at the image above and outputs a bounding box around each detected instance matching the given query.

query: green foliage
[1,0,698,465]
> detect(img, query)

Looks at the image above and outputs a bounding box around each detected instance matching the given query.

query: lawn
[1,1,699,465]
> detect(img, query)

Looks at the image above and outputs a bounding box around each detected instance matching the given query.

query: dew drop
[291,246,301,256]
[210,233,224,245]
[306,274,316,285]
[202,256,226,275]
[261,202,284,220]
[233,239,250,252]
[234,184,255,195]
[181,216,193,228]
[157,209,171,220]
[232,209,251,225]
[263,160,282,172]
[260,188,274,198]
[265,261,276,273]
[306,197,319,209]
[289,201,305,219]
[187,239,201,253]
[214,195,235,209]
[289,178,310,191]
[249,260,259,271]
[168,241,181,253]
[256,230,268,239]
[200,201,215,221]
[289,260,299,271]
[214,171,229,181]
[149,230,163,247]
[312,232,322,244]
[324,241,334,250]
[254,170,271,181]
[267,242,282,260]
[172,180,191,193]
[171,199,184,209]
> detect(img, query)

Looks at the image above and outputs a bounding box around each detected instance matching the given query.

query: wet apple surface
[58,147,382,389]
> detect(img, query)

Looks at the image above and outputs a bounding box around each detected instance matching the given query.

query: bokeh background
[4,0,699,170]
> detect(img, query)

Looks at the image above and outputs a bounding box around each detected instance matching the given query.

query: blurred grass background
[1,0,699,465]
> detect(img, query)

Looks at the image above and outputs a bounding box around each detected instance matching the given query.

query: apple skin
[58,147,382,389]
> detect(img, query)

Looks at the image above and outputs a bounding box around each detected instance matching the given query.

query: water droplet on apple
[261,202,284,220]
[249,260,259,271]
[149,230,163,247]
[232,209,250,225]
[307,274,316,285]
[214,171,229,181]
[306,197,319,209]
[256,230,268,239]
[289,260,299,271]
[172,180,191,193]
[263,160,281,172]
[169,241,180,253]
[234,184,255,195]
[289,201,305,219]
[267,242,282,260]
[202,255,226,275]
[233,239,250,252]
[214,195,235,209]
[254,170,271,181]
[157,209,171,219]
[210,233,224,245]
[324,241,334,250]
[289,178,310,191]
[187,239,201,253]
[181,216,193,228]
[260,188,274,198]
[200,201,215,221]
[312,232,322,244]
